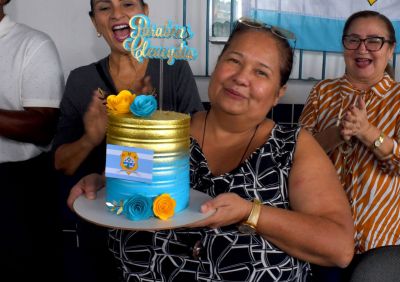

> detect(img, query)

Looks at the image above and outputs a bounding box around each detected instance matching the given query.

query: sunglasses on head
[235,17,296,45]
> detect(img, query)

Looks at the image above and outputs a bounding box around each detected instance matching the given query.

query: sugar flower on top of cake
[130,94,157,117]
[106,90,136,114]
[106,89,157,117]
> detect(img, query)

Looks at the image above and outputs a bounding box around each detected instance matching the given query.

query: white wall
[5,0,109,78]
[5,0,316,104]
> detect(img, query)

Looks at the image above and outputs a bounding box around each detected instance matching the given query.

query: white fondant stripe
[105,167,152,179]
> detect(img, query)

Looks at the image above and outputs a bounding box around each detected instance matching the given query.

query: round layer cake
[106,110,191,219]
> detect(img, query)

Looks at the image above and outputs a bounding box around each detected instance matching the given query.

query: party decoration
[106,193,177,221]
[106,200,125,215]
[123,14,198,65]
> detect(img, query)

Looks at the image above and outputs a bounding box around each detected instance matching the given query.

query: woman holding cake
[53,1,203,281]
[68,18,354,281]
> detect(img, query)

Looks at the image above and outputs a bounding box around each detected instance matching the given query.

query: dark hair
[343,10,396,78]
[89,0,146,17]
[5,0,11,4]
[219,20,294,86]
[343,10,396,44]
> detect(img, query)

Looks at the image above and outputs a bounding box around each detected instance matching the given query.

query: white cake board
[73,188,215,231]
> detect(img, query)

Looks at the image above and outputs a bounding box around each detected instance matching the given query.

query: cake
[104,92,191,221]
[103,14,197,221]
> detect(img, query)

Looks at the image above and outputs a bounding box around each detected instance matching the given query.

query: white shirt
[0,16,64,162]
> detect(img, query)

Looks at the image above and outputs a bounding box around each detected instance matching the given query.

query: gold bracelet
[372,132,385,150]
[238,199,262,234]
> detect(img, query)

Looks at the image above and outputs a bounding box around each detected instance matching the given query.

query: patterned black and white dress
[108,124,311,282]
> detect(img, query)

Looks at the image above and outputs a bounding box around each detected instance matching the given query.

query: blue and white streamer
[245,0,400,53]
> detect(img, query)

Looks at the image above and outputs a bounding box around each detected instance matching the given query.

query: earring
[97,32,101,38]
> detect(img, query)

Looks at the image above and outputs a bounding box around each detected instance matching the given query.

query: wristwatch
[372,132,385,150]
[238,199,262,234]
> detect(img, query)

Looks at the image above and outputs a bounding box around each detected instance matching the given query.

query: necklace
[108,56,148,92]
[201,110,260,167]
[338,139,355,179]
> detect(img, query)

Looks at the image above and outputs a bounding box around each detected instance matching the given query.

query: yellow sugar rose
[106,90,136,113]
[153,194,176,220]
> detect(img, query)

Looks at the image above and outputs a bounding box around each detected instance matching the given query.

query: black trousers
[0,153,62,280]
[57,172,120,282]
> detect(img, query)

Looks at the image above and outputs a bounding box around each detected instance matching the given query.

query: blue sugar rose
[130,95,157,117]
[123,194,153,221]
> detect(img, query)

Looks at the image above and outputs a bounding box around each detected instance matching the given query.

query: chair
[349,245,400,282]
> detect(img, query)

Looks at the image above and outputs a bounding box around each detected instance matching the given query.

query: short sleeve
[21,38,64,108]
[175,61,204,114]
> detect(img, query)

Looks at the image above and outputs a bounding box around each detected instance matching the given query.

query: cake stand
[73,188,215,230]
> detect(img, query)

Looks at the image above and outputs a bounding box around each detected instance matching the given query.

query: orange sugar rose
[153,194,176,220]
[106,90,136,113]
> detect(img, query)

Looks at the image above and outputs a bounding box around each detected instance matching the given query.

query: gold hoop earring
[97,32,101,38]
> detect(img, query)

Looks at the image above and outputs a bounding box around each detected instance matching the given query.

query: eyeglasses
[342,35,393,52]
[235,17,296,46]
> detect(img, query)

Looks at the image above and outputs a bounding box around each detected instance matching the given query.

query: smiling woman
[67,17,355,282]
[52,0,203,281]
[300,10,400,280]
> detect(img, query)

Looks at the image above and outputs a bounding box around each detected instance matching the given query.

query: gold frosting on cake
[107,110,190,157]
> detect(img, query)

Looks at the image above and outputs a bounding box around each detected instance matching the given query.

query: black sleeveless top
[108,124,311,282]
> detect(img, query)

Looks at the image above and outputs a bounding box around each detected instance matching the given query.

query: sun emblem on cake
[120,151,139,175]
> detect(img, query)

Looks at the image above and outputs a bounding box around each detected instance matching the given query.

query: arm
[0,37,63,145]
[54,91,107,175]
[299,85,345,153]
[313,126,345,153]
[0,107,59,145]
[342,97,400,175]
[194,130,354,267]
[342,96,394,160]
[262,130,354,267]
